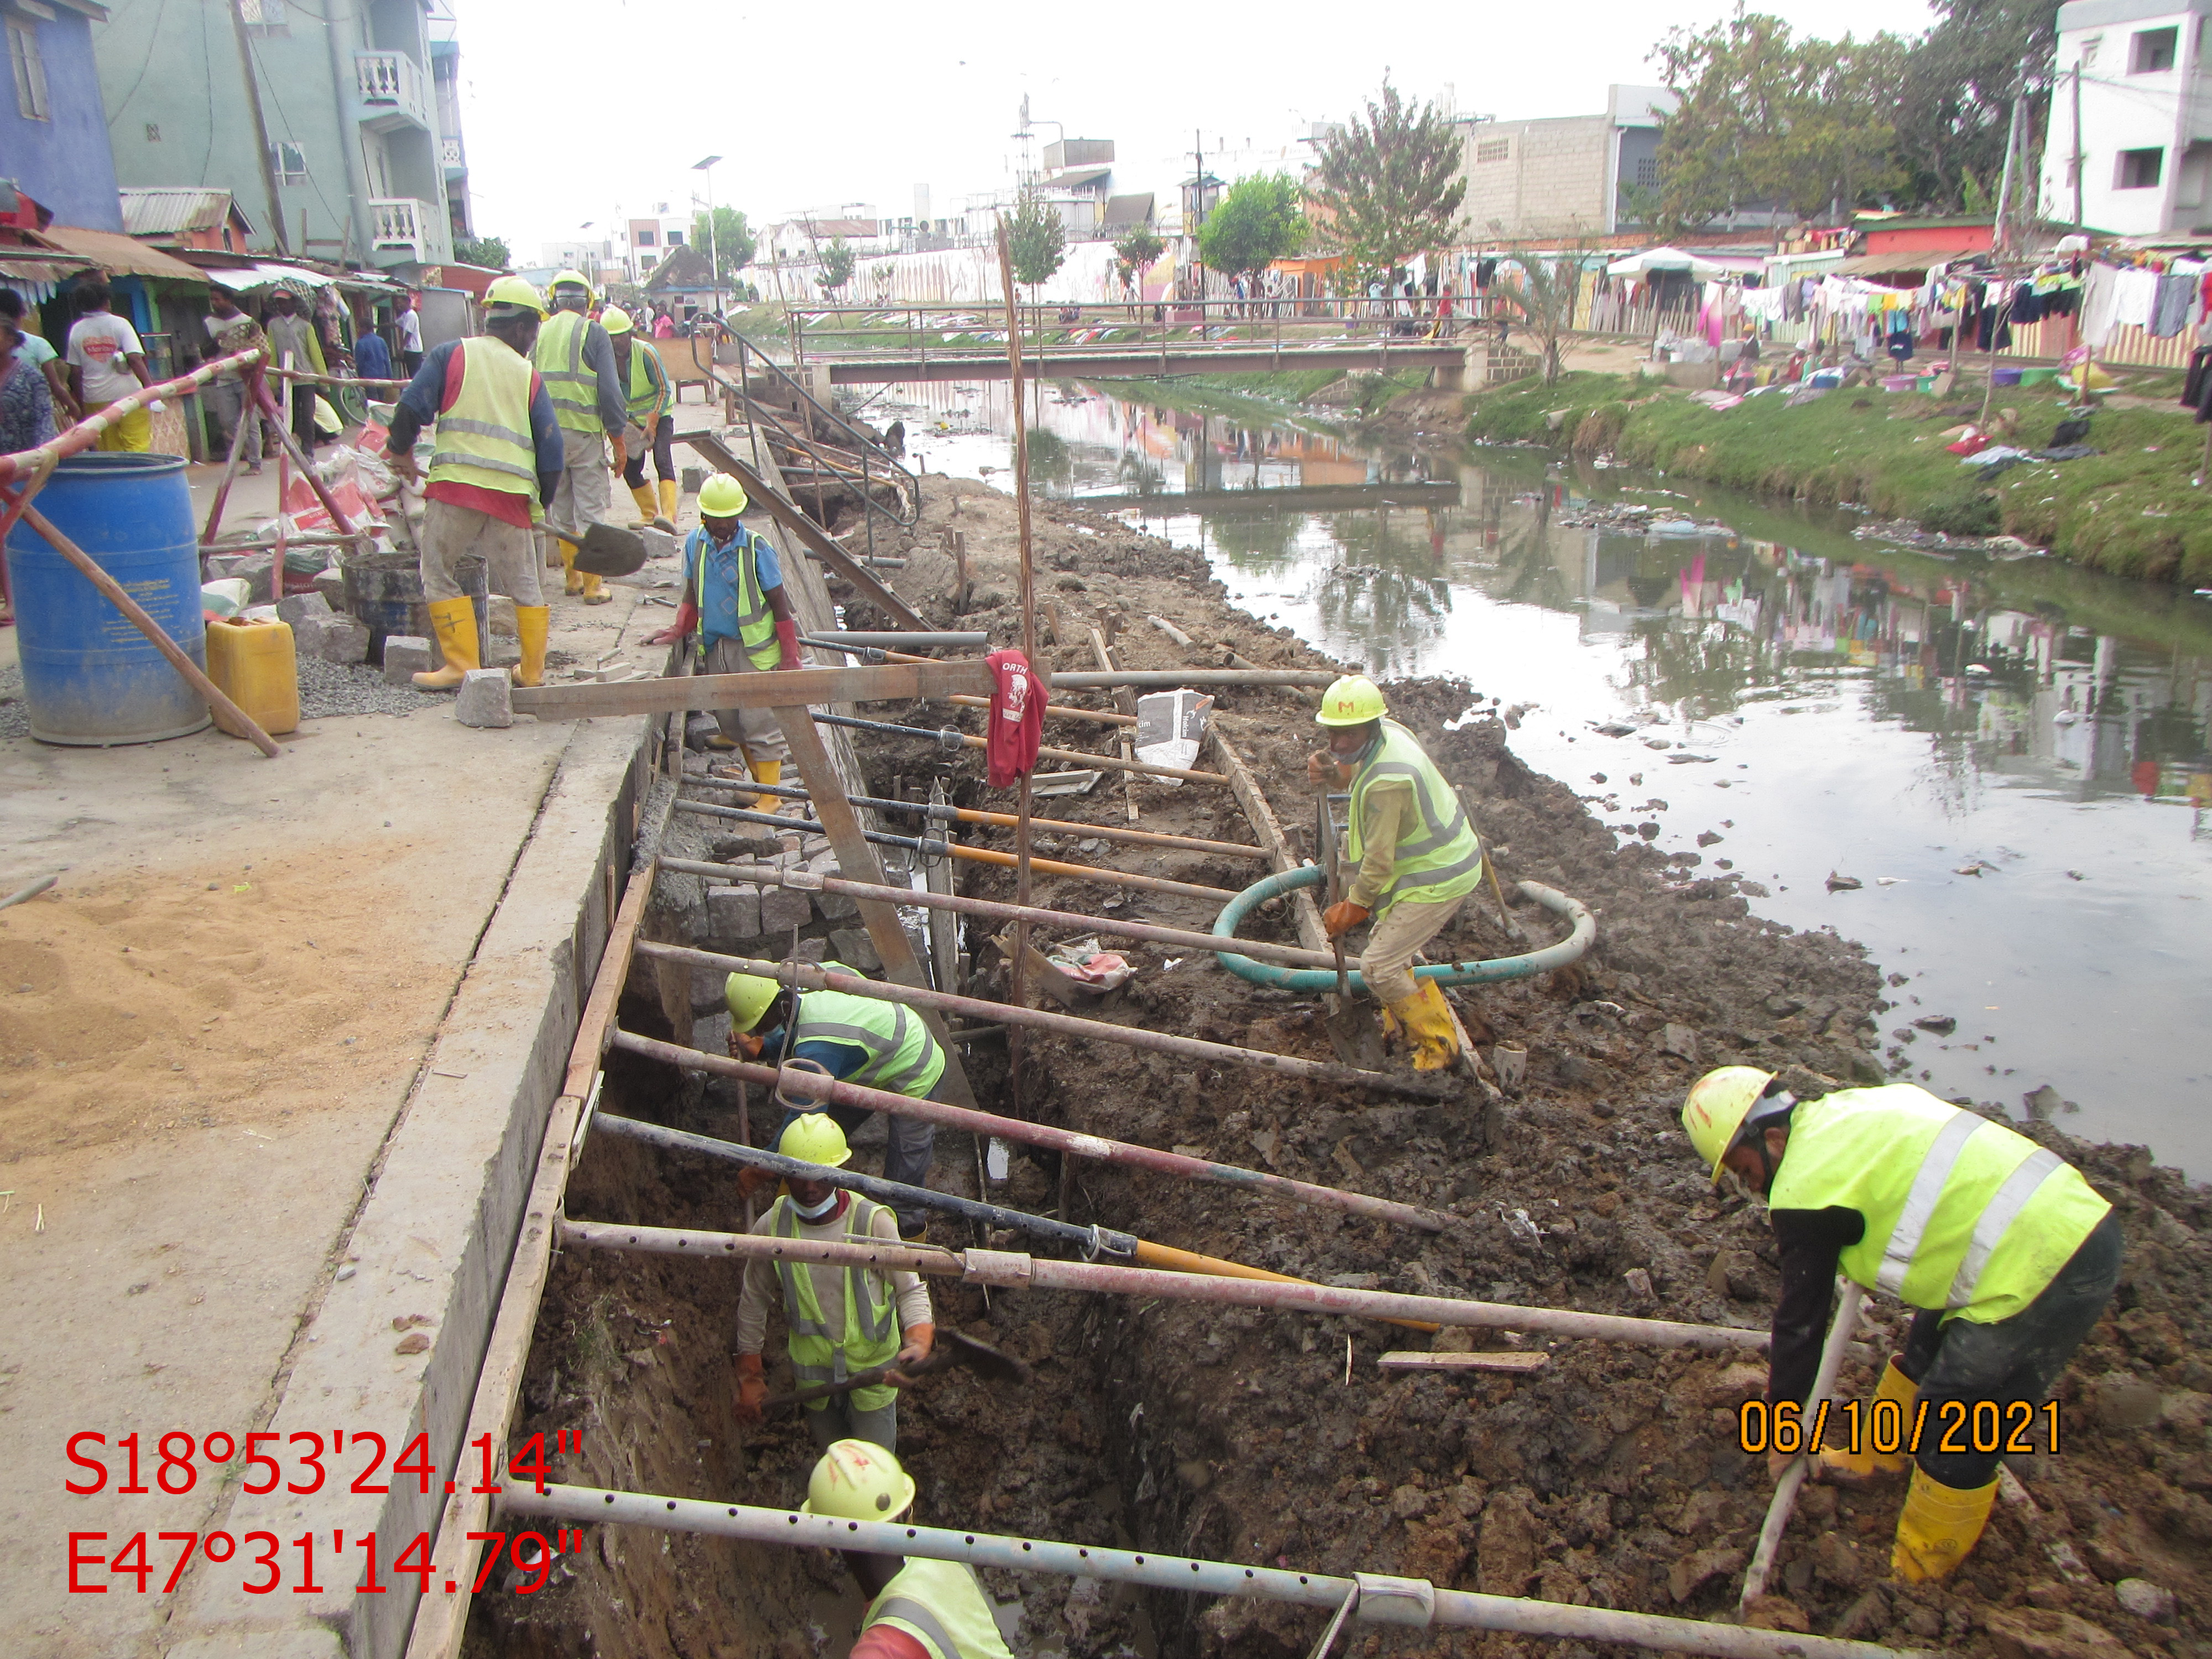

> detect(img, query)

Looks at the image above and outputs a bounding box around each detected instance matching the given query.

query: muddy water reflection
[888,380,2212,1176]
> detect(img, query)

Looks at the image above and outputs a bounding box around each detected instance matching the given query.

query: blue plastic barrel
[4,452,211,745]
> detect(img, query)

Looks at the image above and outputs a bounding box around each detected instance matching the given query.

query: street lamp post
[692,154,723,318]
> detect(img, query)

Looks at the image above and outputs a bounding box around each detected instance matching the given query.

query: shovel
[1317,793,1386,1068]
[759,1327,1032,1414]
[572,519,649,578]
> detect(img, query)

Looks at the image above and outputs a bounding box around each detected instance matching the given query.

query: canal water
[877,379,2212,1178]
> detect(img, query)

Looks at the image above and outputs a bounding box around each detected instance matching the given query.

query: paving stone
[276,591,333,627]
[317,614,371,666]
[455,669,514,729]
[759,884,814,933]
[382,635,433,685]
[827,927,881,973]
[707,884,761,940]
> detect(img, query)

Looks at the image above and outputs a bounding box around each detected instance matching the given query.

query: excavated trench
[460,477,2212,1659]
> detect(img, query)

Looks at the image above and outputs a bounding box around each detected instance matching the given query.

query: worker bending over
[803,1439,1017,1659]
[1307,675,1485,1070]
[723,966,943,1238]
[648,474,802,795]
[382,275,562,691]
[531,270,633,604]
[599,306,677,531]
[1683,1068,2121,1583]
[734,1115,934,1453]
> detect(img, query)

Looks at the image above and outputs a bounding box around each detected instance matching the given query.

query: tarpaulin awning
[36,225,207,281]
[0,253,95,286]
[1605,246,1762,280]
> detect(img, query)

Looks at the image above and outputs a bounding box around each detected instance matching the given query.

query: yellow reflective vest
[1771,1084,2111,1323]
[425,337,538,504]
[770,1193,903,1411]
[794,968,947,1098]
[620,339,671,422]
[862,1558,1017,1659]
[533,310,603,435]
[1345,719,1485,911]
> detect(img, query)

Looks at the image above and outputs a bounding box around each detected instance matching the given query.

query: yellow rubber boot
[412,596,480,691]
[751,758,785,807]
[1819,1358,1917,1483]
[1399,980,1461,1072]
[1892,1467,1997,1583]
[578,567,611,605]
[656,478,679,529]
[559,539,583,596]
[629,483,659,525]
[513,606,549,689]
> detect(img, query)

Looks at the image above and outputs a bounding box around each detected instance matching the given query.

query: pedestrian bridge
[811,340,1468,385]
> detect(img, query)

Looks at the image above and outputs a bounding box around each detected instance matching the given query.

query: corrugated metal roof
[38,226,208,281]
[118,188,245,238]
[1048,165,1113,189]
[1102,194,1155,227]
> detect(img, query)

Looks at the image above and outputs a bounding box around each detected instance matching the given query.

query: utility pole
[228,0,290,254]
[1191,129,1206,309]
[1992,88,2025,254]
[2072,62,2086,231]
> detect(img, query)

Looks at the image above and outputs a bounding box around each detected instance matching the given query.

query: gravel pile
[0,664,24,742]
[295,656,442,719]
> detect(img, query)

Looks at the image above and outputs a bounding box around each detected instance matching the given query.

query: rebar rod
[590,1112,1134,1256]
[684,778,1267,860]
[0,347,264,483]
[658,855,1334,969]
[556,1220,1772,1350]
[608,1029,1458,1232]
[631,940,1443,1101]
[1045,669,1338,690]
[499,1485,1910,1658]
[669,801,1238,902]
[808,709,1228,785]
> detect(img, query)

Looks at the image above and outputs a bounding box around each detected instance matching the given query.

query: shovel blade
[939,1327,1032,1385]
[575,520,649,576]
[1323,997,1389,1070]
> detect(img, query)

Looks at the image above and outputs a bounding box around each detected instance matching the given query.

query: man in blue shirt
[648,471,803,796]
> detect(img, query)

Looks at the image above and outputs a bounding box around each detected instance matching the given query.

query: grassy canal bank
[1460,370,2212,585]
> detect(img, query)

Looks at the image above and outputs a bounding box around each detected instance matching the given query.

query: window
[1635,156,1660,187]
[667,229,683,245]
[1474,138,1510,164]
[238,0,286,32]
[270,140,307,185]
[2132,25,2177,72]
[9,19,50,122]
[2118,147,2165,189]
[636,228,657,246]
[2081,36,2101,67]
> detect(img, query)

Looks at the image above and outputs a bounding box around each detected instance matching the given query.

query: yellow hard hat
[801,1439,916,1522]
[550,268,594,301]
[778,1111,852,1169]
[1315,674,1386,727]
[483,275,546,317]
[724,971,780,1031]
[698,473,748,517]
[601,305,633,335]
[1681,1066,1779,1180]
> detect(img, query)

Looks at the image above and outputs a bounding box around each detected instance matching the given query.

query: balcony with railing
[440,135,465,172]
[356,51,430,133]
[369,197,436,263]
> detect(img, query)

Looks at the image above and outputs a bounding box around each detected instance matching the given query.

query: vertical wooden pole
[995,218,1038,1123]
[199,379,257,550]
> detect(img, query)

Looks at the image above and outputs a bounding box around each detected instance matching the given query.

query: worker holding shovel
[1306,675,1487,1071]
[734,1114,934,1455]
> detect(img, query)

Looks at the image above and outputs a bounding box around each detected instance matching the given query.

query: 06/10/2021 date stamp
[65,1428,587,1598]
[1736,1397,2065,1458]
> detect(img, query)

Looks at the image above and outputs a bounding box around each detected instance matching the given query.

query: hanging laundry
[2114,265,2161,330]
[2149,272,2198,337]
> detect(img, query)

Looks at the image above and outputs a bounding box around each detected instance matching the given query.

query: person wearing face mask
[732,1112,935,1454]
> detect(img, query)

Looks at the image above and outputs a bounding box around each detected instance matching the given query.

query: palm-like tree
[1486,249,1588,385]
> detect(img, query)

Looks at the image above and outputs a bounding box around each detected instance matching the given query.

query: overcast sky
[453,0,1945,259]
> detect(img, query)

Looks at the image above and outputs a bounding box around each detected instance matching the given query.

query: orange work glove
[735,1165,776,1205]
[726,1026,764,1061]
[1306,749,1347,786]
[886,1322,935,1386]
[735,1353,768,1421]
[1322,901,1369,938]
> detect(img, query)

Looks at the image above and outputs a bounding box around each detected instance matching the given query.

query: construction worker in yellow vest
[804,1439,1018,1659]
[1306,675,1485,1070]
[378,275,562,691]
[531,270,635,604]
[598,306,677,532]
[734,1114,935,1453]
[723,966,946,1237]
[646,473,804,795]
[1683,1069,2121,1583]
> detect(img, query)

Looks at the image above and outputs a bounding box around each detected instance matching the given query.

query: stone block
[455,669,514,729]
[827,927,881,973]
[640,527,679,561]
[801,836,833,862]
[288,613,335,660]
[816,884,859,921]
[786,935,830,964]
[483,594,521,669]
[759,884,815,933]
[707,884,761,940]
[276,591,333,627]
[317,614,371,666]
[312,566,349,611]
[382,635,433,684]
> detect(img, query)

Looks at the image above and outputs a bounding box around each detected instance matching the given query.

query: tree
[1649,11,1907,230]
[1113,223,1165,296]
[1307,80,1466,279]
[1196,174,1305,280]
[452,234,509,269]
[1003,194,1067,291]
[819,237,857,295]
[1486,248,1588,384]
[1892,0,2061,213]
[689,206,757,285]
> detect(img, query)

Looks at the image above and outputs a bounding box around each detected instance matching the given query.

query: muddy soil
[469,473,2212,1659]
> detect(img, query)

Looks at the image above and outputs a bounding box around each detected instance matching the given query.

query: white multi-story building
[2039,0,2212,235]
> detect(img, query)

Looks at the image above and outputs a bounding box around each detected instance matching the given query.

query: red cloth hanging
[985,648,1044,787]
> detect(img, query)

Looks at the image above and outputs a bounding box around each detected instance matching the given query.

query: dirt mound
[474,473,2212,1659]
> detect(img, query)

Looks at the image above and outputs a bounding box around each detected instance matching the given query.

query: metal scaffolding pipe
[659,855,1333,970]
[1045,669,1339,690]
[608,1029,1460,1233]
[801,630,990,650]
[589,1112,1135,1257]
[809,709,1229,785]
[670,801,1238,902]
[632,940,1444,1100]
[500,1485,1908,1659]
[686,777,1269,860]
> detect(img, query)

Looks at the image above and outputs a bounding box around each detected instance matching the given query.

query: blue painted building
[2,0,123,231]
